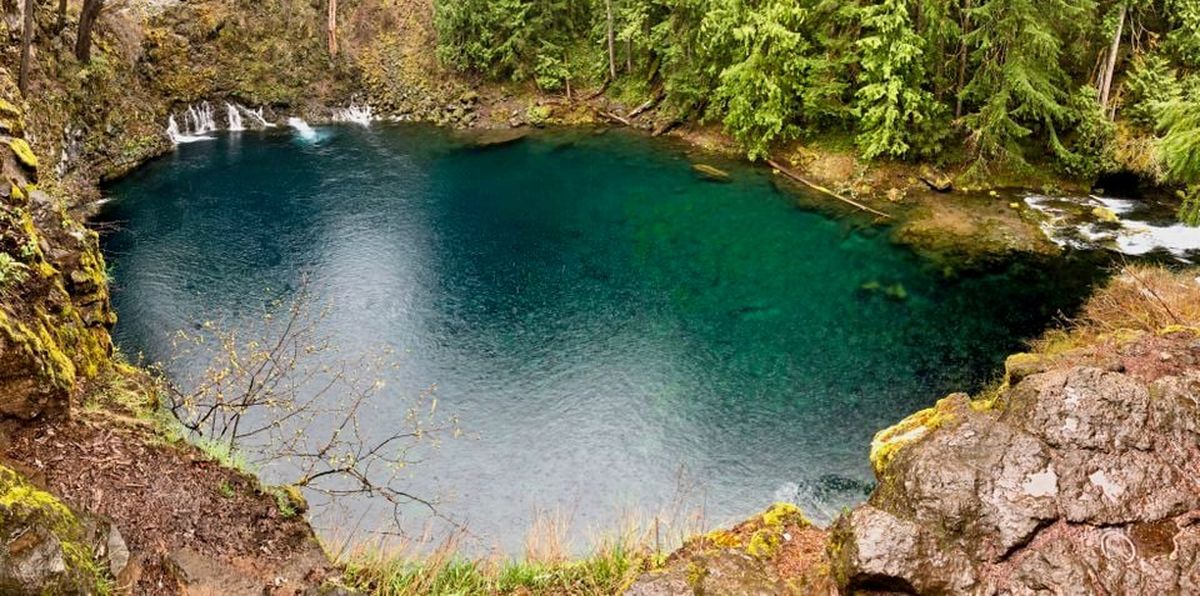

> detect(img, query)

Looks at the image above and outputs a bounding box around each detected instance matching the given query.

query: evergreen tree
[1158,99,1200,226]
[959,0,1085,166]
[854,0,948,159]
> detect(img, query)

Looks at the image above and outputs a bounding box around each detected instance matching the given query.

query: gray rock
[832,353,1200,595]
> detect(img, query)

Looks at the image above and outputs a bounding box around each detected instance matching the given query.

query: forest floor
[1,389,333,594]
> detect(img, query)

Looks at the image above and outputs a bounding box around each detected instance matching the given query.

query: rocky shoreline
[629,268,1200,594]
[0,1,1197,594]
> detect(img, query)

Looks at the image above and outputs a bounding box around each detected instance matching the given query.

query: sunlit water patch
[99,125,1109,552]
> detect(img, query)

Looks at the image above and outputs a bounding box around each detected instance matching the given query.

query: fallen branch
[766,158,892,219]
[583,78,612,101]
[598,109,632,127]
[628,90,665,119]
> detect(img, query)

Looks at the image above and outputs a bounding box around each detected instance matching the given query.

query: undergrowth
[1032,264,1200,351]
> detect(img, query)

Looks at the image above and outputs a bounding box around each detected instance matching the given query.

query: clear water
[98,124,1105,552]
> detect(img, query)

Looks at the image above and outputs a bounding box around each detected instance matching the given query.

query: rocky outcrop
[0,90,113,420]
[831,330,1200,594]
[626,503,837,595]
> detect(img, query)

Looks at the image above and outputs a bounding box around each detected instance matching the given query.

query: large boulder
[831,336,1200,594]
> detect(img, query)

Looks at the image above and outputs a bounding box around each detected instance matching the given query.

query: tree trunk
[327,0,338,57]
[56,0,64,32]
[1099,3,1127,112]
[605,0,616,80]
[75,0,102,63]
[18,0,32,95]
[955,0,972,118]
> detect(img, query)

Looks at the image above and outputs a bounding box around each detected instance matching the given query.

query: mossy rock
[0,466,107,594]
[1091,206,1120,223]
[869,394,968,475]
[7,139,38,171]
[1004,352,1050,384]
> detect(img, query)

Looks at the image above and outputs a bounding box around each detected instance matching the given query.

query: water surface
[100,125,1103,551]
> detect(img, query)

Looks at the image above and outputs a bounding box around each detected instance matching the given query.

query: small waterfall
[332,104,374,127]
[287,117,319,141]
[246,107,275,128]
[166,102,218,144]
[226,103,245,131]
[185,102,218,135]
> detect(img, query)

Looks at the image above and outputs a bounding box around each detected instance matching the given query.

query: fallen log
[598,110,632,126]
[766,158,891,219]
[628,91,665,119]
[583,78,612,101]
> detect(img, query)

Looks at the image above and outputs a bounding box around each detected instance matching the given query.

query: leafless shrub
[160,280,460,531]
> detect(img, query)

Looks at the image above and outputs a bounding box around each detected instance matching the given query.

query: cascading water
[287,117,319,141]
[166,102,218,144]
[332,104,373,127]
[246,107,275,128]
[185,103,218,134]
[226,103,245,131]
[167,101,279,145]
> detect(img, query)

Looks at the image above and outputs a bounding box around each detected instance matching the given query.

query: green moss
[266,485,308,518]
[869,396,959,474]
[686,561,708,587]
[1004,352,1047,384]
[745,530,781,558]
[0,466,108,594]
[1157,324,1200,337]
[0,97,21,118]
[0,308,77,396]
[8,138,38,170]
[1092,206,1120,223]
[527,104,552,127]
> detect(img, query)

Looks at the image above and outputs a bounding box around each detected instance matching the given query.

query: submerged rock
[459,128,528,149]
[830,335,1200,594]
[919,167,953,193]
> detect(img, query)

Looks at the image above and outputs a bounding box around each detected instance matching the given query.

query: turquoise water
[99,125,1103,551]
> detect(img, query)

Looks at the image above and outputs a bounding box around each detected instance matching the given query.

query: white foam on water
[332,104,374,127]
[1023,194,1200,262]
[287,117,320,141]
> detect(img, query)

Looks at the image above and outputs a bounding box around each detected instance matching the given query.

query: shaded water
[99,125,1104,551]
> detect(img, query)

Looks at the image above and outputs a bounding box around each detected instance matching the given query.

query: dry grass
[335,505,715,595]
[1034,265,1200,352]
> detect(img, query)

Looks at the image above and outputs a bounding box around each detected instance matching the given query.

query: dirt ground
[2,412,333,595]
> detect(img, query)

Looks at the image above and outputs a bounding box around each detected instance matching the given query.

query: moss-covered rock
[0,95,113,420]
[869,393,966,475]
[6,139,37,171]
[0,466,107,595]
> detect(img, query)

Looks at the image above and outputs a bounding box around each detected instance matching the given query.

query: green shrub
[0,252,29,291]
